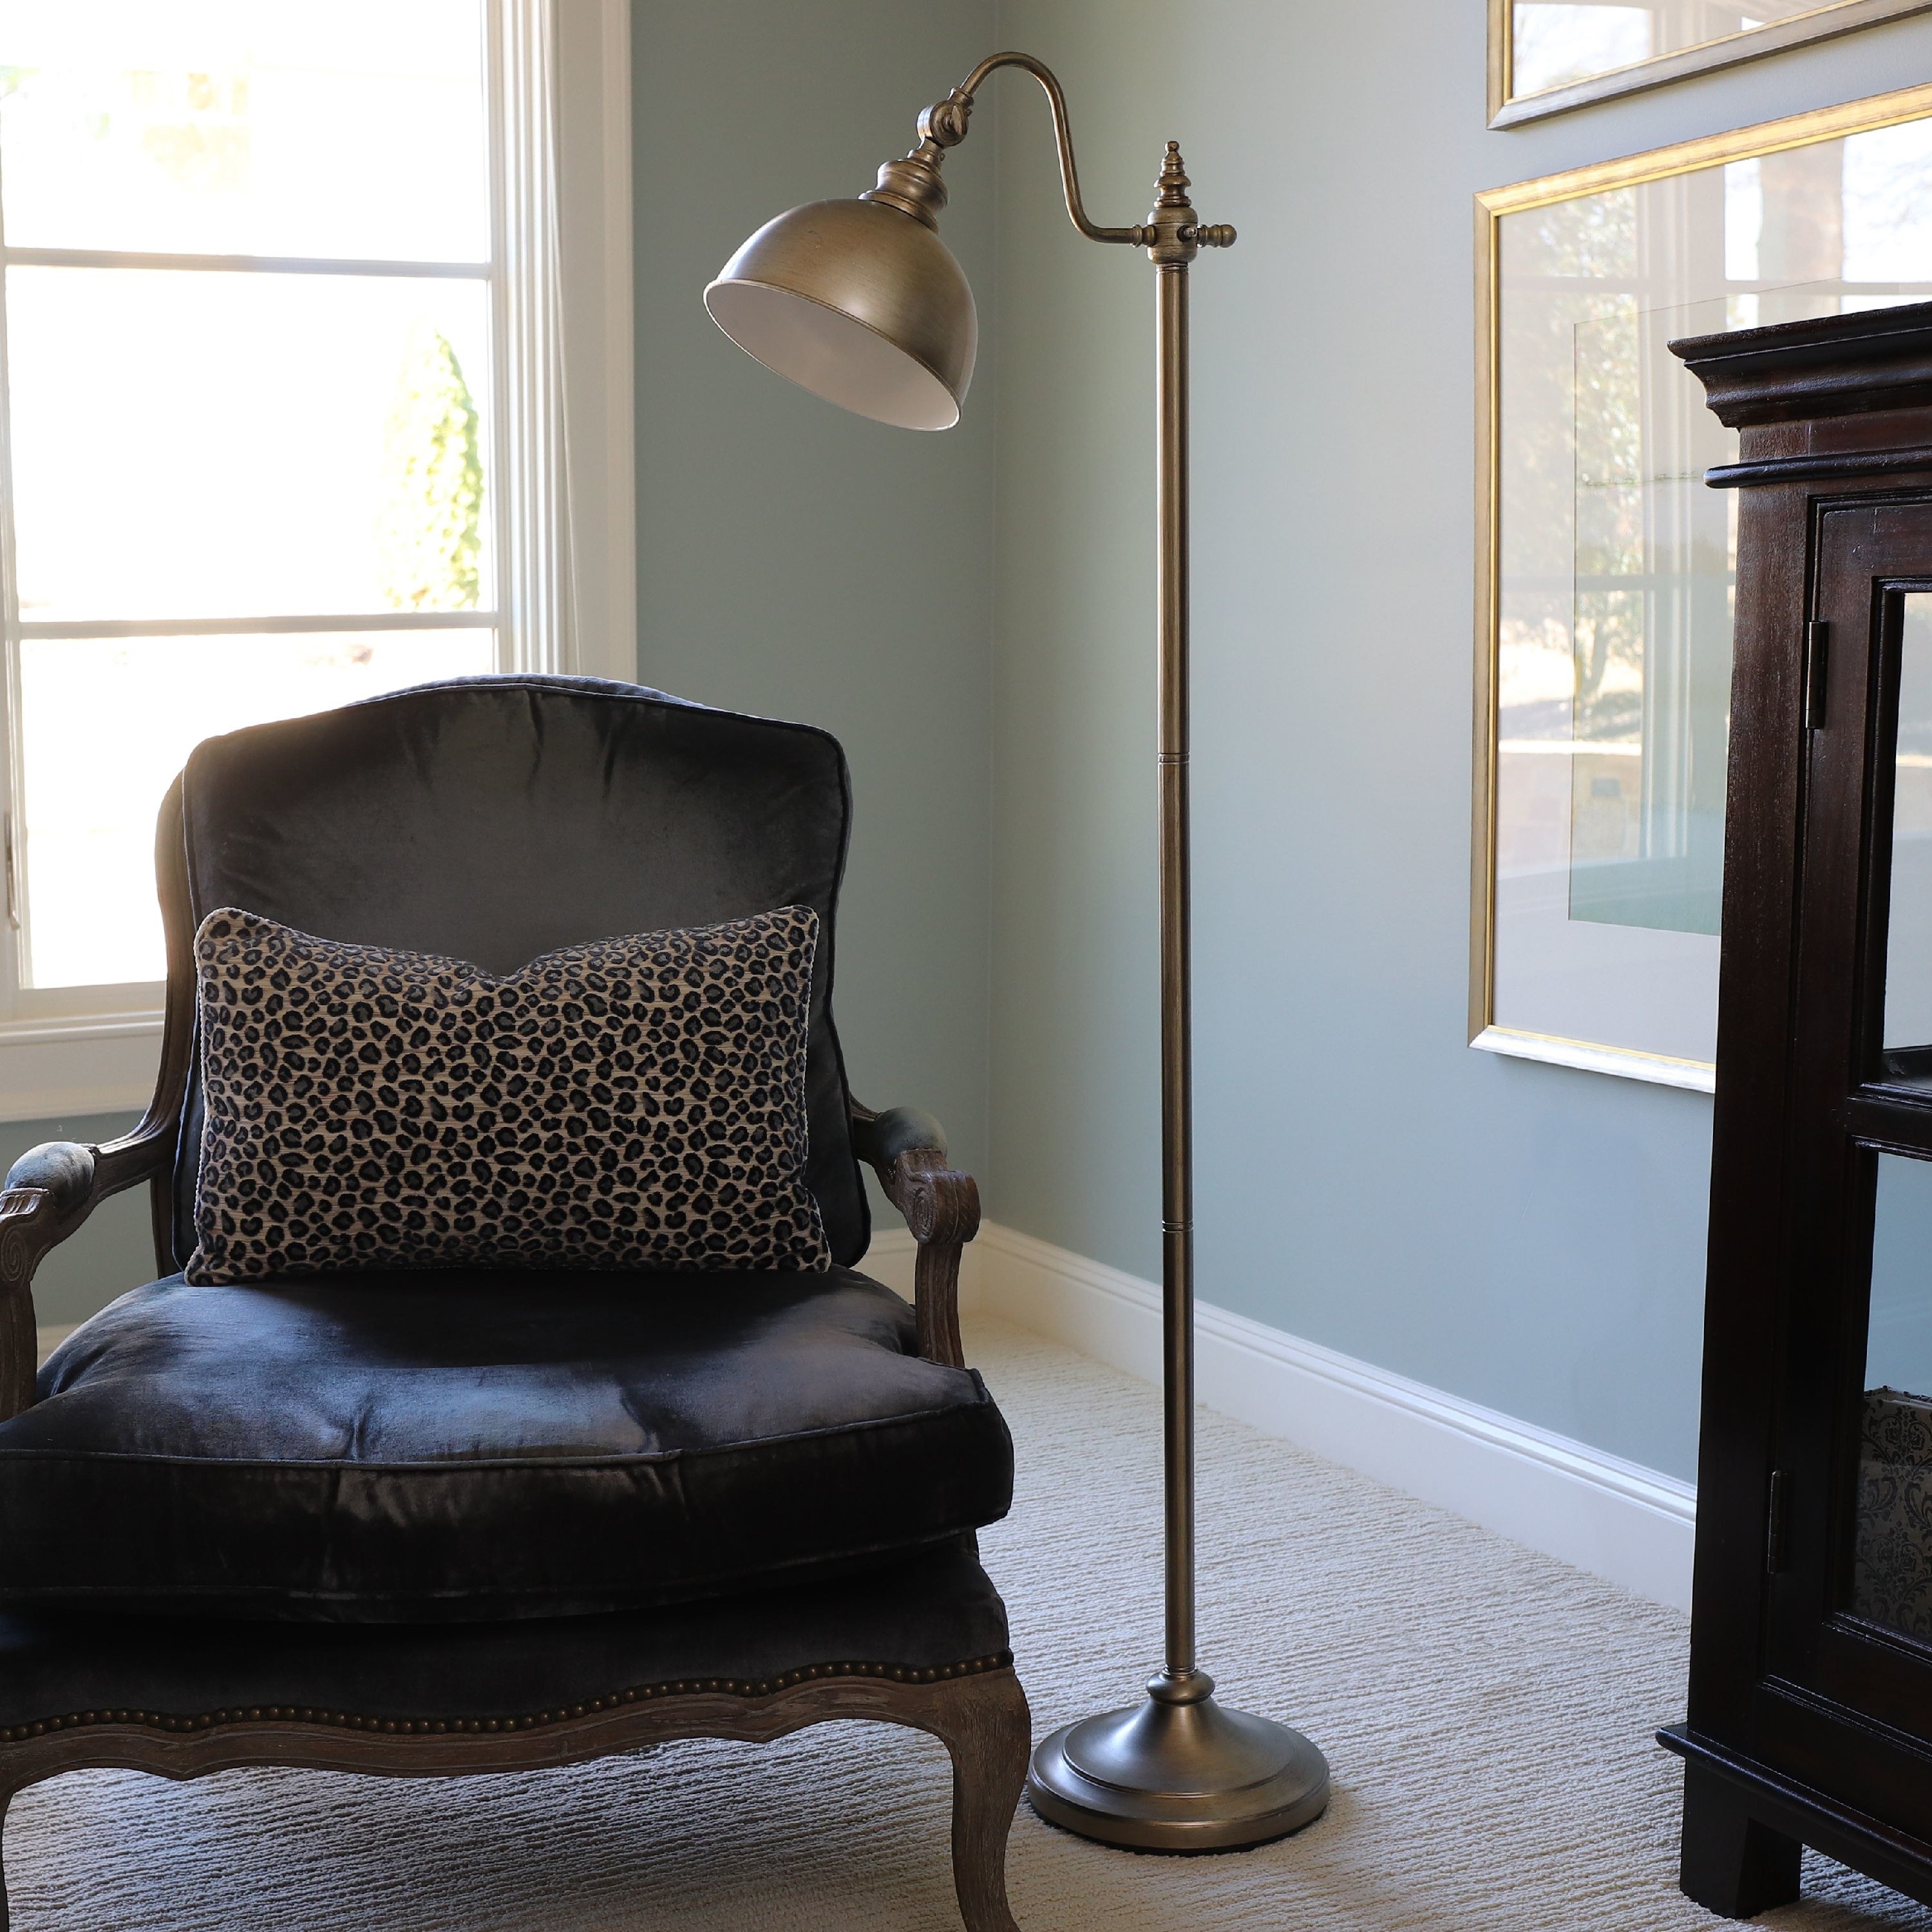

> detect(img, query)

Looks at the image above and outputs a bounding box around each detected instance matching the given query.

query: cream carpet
[8,1317,1930,1931]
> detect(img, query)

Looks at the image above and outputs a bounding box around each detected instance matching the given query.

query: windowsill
[0,1009,162,1046]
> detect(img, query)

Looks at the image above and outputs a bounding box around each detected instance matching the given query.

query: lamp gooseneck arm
[861,52,1234,256]
[936,52,1143,246]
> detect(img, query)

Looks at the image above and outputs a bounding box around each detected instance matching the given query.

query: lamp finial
[1157,140,1190,207]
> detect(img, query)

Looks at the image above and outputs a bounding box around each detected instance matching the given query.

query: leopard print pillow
[186,906,831,1284]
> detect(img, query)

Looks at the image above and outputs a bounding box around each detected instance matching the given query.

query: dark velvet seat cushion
[0,1537,1010,1739]
[0,1269,1012,1622]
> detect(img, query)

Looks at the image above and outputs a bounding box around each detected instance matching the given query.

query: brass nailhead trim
[0,1651,1014,1743]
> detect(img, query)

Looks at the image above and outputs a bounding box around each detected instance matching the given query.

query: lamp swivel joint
[920,88,975,149]
[862,138,951,230]
[859,85,976,231]
[1144,140,1235,266]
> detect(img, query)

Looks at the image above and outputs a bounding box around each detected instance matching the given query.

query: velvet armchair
[0,676,1028,1932]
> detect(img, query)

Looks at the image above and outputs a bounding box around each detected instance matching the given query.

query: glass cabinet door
[1857,596,1932,1648]
[1772,515,1932,1757]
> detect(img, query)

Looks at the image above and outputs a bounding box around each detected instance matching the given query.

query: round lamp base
[1026,1674,1330,1853]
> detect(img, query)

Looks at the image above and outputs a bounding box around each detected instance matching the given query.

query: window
[0,0,502,1009]
[0,0,630,1117]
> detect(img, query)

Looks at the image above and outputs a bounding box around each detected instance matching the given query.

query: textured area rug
[7,1318,1929,1929]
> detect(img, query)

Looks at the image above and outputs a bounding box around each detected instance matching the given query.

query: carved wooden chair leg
[927,1668,1030,1932]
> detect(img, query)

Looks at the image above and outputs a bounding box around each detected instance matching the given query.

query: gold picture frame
[1472,82,1932,1088]
[1490,0,1932,128]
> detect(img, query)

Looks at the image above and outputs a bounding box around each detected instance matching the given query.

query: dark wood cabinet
[1663,303,1932,1916]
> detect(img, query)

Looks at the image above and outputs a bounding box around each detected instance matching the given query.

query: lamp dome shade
[704,198,977,431]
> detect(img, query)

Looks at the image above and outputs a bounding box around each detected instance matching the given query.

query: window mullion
[19,613,501,642]
[1,247,491,281]
[492,0,572,677]
[0,189,33,1022]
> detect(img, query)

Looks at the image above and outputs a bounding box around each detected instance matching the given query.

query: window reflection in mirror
[1492,117,1932,1064]
[1512,2,1881,100]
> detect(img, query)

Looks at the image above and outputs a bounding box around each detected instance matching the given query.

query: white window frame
[0,0,633,1123]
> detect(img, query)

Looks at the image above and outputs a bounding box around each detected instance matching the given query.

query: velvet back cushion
[166,682,870,1275]
[185,905,832,1284]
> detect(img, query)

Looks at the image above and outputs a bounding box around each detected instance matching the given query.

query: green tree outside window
[378,326,482,611]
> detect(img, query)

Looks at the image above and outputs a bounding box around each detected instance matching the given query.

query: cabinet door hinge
[1766,1468,1790,1574]
[1804,620,1830,730]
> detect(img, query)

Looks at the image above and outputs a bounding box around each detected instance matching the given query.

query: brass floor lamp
[704,51,1330,1853]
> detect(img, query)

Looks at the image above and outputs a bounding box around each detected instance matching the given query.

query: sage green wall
[630,1,998,1198]
[986,3,1932,1482]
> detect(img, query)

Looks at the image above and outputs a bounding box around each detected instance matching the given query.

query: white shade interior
[705,279,960,431]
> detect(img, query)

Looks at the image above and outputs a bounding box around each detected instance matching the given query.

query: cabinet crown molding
[1673,298,1932,430]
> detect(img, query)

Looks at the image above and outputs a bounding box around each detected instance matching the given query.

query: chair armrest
[851,1103,981,1370]
[4,1141,95,1213]
[853,1104,947,1177]
[853,1106,980,1235]
[0,1125,174,1420]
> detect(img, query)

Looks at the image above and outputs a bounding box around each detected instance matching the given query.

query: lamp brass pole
[703,52,1330,1853]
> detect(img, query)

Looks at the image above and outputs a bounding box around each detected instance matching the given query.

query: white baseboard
[857,1226,918,1298]
[855,1226,985,1303]
[862,1219,1695,1611]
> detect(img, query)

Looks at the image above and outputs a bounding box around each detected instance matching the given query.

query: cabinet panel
[1772,506,1932,1756]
